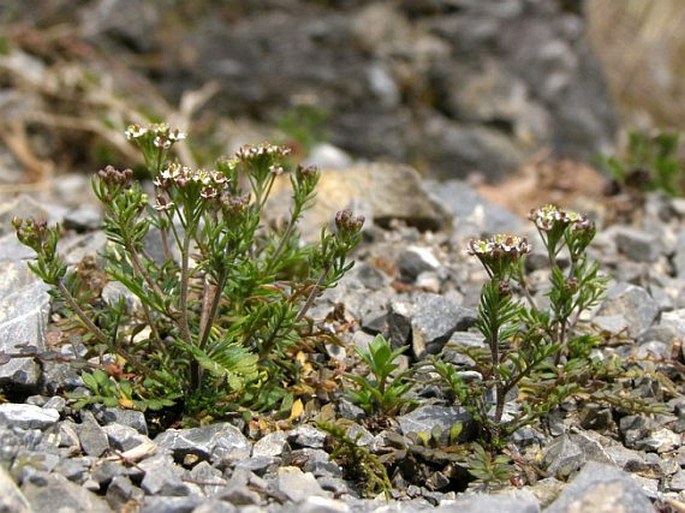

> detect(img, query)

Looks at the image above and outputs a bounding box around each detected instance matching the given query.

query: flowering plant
[432,205,607,446]
[15,124,364,419]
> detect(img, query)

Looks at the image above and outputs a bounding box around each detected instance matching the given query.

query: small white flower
[168,128,187,142]
[153,196,175,211]
[153,136,172,149]
[200,186,219,199]
[125,124,148,140]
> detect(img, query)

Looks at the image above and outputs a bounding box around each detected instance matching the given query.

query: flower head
[529,204,595,260]
[13,217,53,255]
[528,204,572,232]
[97,165,134,187]
[125,123,185,150]
[220,193,250,215]
[153,163,230,201]
[236,143,291,163]
[468,234,530,258]
[334,209,365,244]
[468,234,530,279]
[567,214,596,259]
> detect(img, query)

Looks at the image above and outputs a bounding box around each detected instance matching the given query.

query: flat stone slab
[0,403,59,430]
[0,261,49,387]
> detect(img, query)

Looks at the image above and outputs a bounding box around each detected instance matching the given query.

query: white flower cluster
[152,163,229,210]
[235,143,291,162]
[125,123,186,148]
[528,204,592,234]
[467,234,531,258]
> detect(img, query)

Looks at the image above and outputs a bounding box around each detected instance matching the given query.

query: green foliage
[277,104,330,155]
[432,205,608,446]
[318,420,392,498]
[68,368,179,411]
[346,335,415,417]
[599,129,683,196]
[15,123,364,420]
[466,443,513,487]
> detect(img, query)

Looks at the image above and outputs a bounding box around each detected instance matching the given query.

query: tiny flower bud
[97,165,134,188]
[297,165,318,178]
[498,280,512,297]
[335,209,365,240]
[151,123,169,136]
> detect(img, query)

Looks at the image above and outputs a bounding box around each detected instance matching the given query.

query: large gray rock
[76,411,110,457]
[154,422,250,464]
[411,293,476,358]
[397,405,470,437]
[0,465,32,513]
[423,179,522,236]
[102,423,152,452]
[138,496,203,513]
[277,466,328,503]
[0,260,50,388]
[597,283,659,339]
[0,403,59,430]
[252,431,289,458]
[614,226,661,263]
[544,462,654,513]
[105,475,145,512]
[138,454,192,497]
[268,163,453,238]
[435,490,540,513]
[544,434,585,479]
[22,473,112,513]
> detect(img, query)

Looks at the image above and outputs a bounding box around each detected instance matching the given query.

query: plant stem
[261,174,277,210]
[179,225,196,389]
[198,269,226,351]
[553,320,568,365]
[57,281,109,346]
[156,207,173,263]
[128,245,165,304]
[515,265,537,310]
[295,265,329,322]
[265,206,300,276]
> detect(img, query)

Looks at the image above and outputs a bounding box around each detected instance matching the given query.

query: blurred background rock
[0,0,680,188]
[587,0,685,130]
